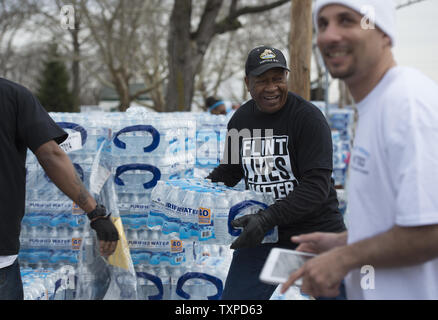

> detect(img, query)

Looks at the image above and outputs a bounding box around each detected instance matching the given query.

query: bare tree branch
[230,0,290,17]
[214,0,290,35]
[229,0,238,15]
[396,0,427,10]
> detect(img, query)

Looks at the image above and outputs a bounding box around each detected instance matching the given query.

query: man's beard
[327,64,356,80]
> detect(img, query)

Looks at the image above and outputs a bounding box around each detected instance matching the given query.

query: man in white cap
[281,0,438,299]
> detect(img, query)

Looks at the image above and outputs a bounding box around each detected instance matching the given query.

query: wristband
[87,204,109,221]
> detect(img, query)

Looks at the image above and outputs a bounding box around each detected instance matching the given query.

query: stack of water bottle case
[19,105,353,300]
[19,109,276,300]
[327,106,355,216]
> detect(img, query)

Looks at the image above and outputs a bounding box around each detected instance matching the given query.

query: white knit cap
[313,0,396,46]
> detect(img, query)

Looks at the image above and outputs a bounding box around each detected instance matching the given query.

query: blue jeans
[221,244,346,300]
[0,259,24,300]
[221,244,279,300]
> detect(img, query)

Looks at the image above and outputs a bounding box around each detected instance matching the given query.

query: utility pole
[289,0,313,100]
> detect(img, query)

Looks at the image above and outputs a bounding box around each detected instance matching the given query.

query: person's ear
[245,76,250,91]
[383,34,392,48]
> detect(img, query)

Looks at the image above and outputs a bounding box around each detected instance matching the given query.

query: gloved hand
[230,211,274,250]
[90,214,119,257]
[90,215,119,241]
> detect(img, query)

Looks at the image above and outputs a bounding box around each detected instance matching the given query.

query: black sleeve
[295,112,333,176]
[15,85,67,152]
[206,115,245,187]
[264,168,333,226]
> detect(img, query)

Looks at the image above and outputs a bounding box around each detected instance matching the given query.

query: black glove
[90,214,119,242]
[230,211,274,250]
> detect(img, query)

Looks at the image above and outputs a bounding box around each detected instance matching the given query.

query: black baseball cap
[245,46,290,77]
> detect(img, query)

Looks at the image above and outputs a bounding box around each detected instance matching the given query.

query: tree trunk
[165,0,226,111]
[118,91,131,111]
[116,83,131,112]
[289,0,313,100]
[165,0,195,112]
[71,26,81,112]
[165,0,290,111]
[112,70,131,112]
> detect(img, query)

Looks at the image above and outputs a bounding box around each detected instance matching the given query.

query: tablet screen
[270,251,309,280]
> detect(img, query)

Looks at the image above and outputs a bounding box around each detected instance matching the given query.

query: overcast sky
[394,0,438,84]
[219,0,438,105]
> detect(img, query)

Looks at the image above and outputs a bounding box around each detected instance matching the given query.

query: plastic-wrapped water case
[146,178,277,245]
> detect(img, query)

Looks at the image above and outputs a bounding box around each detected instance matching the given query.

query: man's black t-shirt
[0,78,67,255]
[208,92,346,246]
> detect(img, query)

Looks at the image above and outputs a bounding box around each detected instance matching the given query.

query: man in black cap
[207,45,346,300]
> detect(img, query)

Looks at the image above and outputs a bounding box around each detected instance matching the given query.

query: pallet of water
[134,244,232,300]
[21,265,77,300]
[147,178,278,245]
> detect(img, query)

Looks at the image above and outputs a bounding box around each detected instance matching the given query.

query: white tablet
[259,248,316,286]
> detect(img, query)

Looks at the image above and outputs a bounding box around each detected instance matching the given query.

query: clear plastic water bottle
[114,269,137,300]
[228,189,245,208]
[179,190,199,240]
[228,190,279,244]
[76,264,96,300]
[158,266,171,300]
[162,185,183,235]
[175,264,223,300]
[212,192,232,245]
[44,272,58,300]
[198,191,215,242]
[127,229,138,243]
[54,265,75,300]
[143,266,163,300]
[182,240,197,266]
[203,259,226,299]
[23,282,37,300]
[149,229,161,241]
[170,267,184,300]
[33,278,48,300]
[24,280,44,300]
[135,264,147,300]
[137,228,148,240]
[148,181,169,230]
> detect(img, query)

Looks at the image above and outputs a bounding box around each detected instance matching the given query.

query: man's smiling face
[316,4,389,82]
[245,68,289,114]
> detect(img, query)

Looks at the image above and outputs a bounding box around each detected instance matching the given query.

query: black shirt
[208,92,346,246]
[0,78,67,255]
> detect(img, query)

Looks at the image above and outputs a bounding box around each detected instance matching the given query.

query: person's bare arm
[282,225,438,297]
[34,140,118,257]
[342,224,438,269]
[34,140,96,212]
